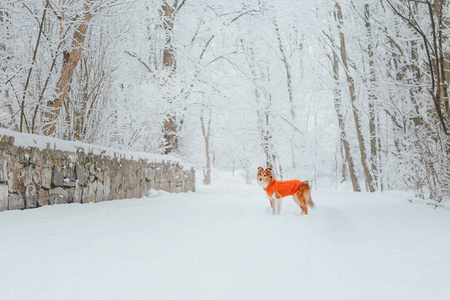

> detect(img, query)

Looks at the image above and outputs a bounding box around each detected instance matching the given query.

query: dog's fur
[257,167,314,215]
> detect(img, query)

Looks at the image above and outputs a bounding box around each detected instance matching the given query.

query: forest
[1,0,449,201]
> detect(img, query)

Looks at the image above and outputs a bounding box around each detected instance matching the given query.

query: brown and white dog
[257,167,314,215]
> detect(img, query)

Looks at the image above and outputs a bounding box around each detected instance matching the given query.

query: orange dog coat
[263,179,301,198]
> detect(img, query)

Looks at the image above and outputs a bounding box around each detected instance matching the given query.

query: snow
[1,180,450,299]
[0,128,191,168]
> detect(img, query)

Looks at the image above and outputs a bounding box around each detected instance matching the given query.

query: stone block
[75,165,85,186]
[52,166,63,187]
[14,147,28,164]
[88,162,95,175]
[114,171,123,188]
[103,176,111,201]
[126,186,140,199]
[38,190,49,206]
[0,159,8,182]
[95,182,104,203]
[115,189,125,200]
[8,144,18,158]
[129,172,137,189]
[63,181,76,188]
[41,153,53,168]
[73,184,82,204]
[29,148,42,165]
[143,167,150,180]
[88,181,97,203]
[62,163,76,181]
[8,194,24,210]
[109,186,115,201]
[51,150,65,161]
[140,180,148,196]
[81,187,89,204]
[49,187,65,195]
[25,184,37,208]
[0,184,8,211]
[49,187,67,205]
[21,165,40,187]
[41,168,52,189]
[136,168,143,181]
[0,135,11,144]
[154,181,162,190]
[97,170,104,182]
[8,162,23,193]
[66,188,74,204]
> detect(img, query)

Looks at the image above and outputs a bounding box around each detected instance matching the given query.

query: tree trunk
[274,20,295,120]
[43,1,93,136]
[161,0,178,154]
[364,4,380,190]
[433,0,450,122]
[200,111,211,185]
[274,19,297,169]
[340,139,347,183]
[0,10,19,131]
[20,0,49,133]
[335,2,375,192]
[332,48,360,192]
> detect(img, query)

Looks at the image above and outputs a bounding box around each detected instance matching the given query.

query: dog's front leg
[271,198,276,215]
[266,195,275,214]
[268,195,276,215]
[274,191,282,215]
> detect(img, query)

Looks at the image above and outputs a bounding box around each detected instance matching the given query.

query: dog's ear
[266,168,272,172]
[257,167,264,171]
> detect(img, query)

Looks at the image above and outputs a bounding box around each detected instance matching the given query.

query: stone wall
[0,135,195,212]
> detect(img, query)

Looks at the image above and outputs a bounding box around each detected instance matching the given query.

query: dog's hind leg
[306,190,315,207]
[292,195,302,212]
[294,191,308,215]
[302,182,314,208]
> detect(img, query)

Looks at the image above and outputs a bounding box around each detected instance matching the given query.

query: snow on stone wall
[0,133,195,212]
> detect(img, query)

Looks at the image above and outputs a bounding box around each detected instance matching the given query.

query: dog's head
[257,167,274,188]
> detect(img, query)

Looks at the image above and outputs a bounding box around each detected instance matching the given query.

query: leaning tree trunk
[43,1,93,136]
[332,49,360,192]
[335,2,375,192]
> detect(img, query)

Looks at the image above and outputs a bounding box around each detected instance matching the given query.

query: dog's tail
[302,181,315,207]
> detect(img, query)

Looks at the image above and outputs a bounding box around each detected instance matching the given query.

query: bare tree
[43,0,94,136]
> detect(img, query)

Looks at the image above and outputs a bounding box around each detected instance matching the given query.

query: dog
[257,167,314,215]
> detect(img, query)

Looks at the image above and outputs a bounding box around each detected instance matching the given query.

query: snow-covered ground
[1,177,449,300]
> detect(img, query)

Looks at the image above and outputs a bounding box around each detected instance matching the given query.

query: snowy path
[1,184,449,300]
